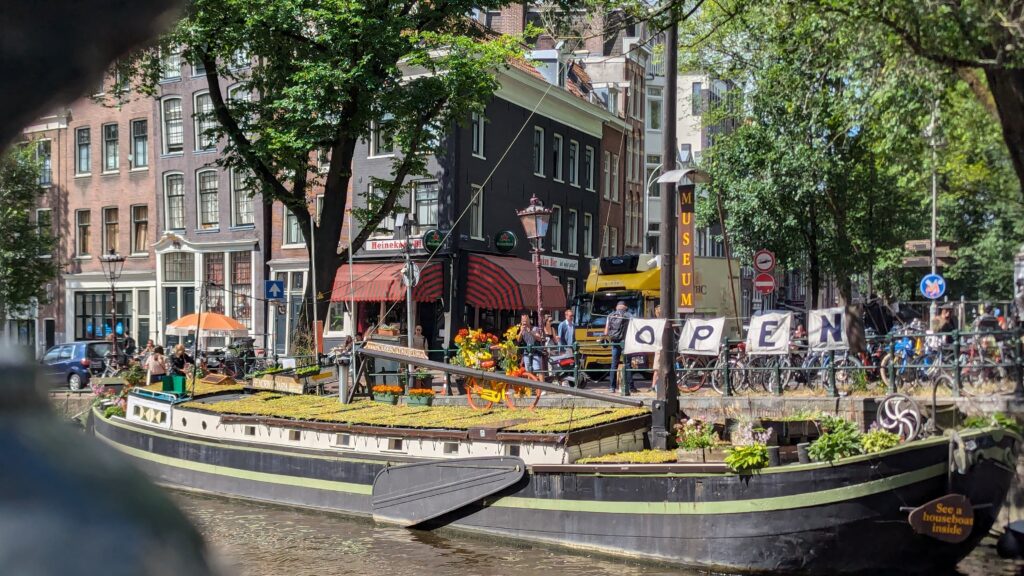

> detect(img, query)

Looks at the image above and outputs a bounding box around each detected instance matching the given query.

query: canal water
[173,490,1022,576]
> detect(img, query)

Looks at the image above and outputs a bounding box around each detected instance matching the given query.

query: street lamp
[100,249,126,355]
[516,195,552,322]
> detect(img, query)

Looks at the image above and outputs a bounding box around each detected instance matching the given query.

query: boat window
[289,430,302,442]
[157,412,166,424]
[181,417,187,427]
[336,433,352,447]
[201,421,207,430]
[244,425,256,436]
[504,445,521,457]
[443,442,459,454]
[386,438,404,452]
[133,405,141,416]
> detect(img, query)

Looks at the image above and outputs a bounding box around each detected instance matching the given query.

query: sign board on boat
[907,494,974,543]
[363,341,429,360]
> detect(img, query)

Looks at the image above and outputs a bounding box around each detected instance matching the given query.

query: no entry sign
[754,272,776,295]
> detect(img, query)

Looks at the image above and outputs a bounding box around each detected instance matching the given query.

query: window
[162,98,184,154]
[611,153,620,201]
[204,253,225,313]
[626,136,632,181]
[131,205,148,254]
[692,82,703,115]
[160,47,181,80]
[585,146,595,191]
[550,205,562,252]
[610,226,618,254]
[163,252,195,282]
[469,185,484,239]
[231,251,252,321]
[284,208,302,245]
[366,184,395,237]
[37,209,52,256]
[31,140,52,186]
[602,150,610,199]
[76,210,91,256]
[601,224,609,257]
[102,124,118,172]
[231,169,254,226]
[191,59,206,77]
[197,170,219,229]
[369,120,394,156]
[648,86,663,131]
[103,207,118,253]
[414,181,439,231]
[193,92,217,150]
[316,194,324,224]
[471,112,485,158]
[552,133,563,181]
[131,119,148,168]
[164,173,185,230]
[317,149,330,173]
[583,213,593,257]
[567,209,578,255]
[532,127,544,176]
[568,140,579,187]
[75,128,91,175]
[624,197,632,247]
[230,48,250,69]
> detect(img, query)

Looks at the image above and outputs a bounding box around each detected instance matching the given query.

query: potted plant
[377,323,400,336]
[724,420,774,473]
[371,385,403,404]
[674,419,719,462]
[414,369,432,388]
[406,388,435,406]
[807,415,863,462]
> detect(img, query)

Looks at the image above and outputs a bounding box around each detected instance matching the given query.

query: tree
[0,146,57,323]
[117,0,522,338]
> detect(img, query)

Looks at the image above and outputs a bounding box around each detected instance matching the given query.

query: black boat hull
[92,412,1017,575]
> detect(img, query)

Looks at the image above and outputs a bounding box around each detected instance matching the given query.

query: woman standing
[147,346,167,384]
[170,344,195,377]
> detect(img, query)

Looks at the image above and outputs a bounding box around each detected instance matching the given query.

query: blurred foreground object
[0,348,216,575]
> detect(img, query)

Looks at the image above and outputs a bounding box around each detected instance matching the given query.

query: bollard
[338,356,351,404]
[572,341,580,388]
[887,334,897,394]
[828,350,838,397]
[952,330,961,397]
[774,358,783,396]
[722,340,732,397]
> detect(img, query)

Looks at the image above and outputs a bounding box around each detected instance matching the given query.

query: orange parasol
[165,312,250,338]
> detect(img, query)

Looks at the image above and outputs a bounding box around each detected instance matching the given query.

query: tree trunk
[807,200,820,309]
[985,68,1024,199]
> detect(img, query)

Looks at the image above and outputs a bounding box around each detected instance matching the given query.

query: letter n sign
[808,307,848,351]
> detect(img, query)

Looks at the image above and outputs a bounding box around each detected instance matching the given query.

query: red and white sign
[754,272,776,295]
[364,238,424,251]
[753,249,776,272]
[539,255,580,272]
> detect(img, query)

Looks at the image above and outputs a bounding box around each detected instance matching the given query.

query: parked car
[40,341,113,391]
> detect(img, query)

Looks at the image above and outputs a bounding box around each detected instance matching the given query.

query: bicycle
[464,352,543,411]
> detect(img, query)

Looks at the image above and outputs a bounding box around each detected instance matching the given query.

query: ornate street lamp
[100,249,126,354]
[516,195,552,323]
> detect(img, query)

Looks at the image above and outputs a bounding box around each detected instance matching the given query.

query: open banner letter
[624,319,666,355]
[678,317,725,356]
[747,312,791,355]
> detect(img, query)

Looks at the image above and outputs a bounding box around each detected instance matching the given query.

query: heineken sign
[495,230,517,253]
[422,229,444,252]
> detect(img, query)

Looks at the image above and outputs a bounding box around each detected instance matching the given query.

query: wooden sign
[363,341,429,360]
[907,494,974,543]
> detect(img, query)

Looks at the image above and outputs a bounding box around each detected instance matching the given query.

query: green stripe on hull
[96,433,373,495]
[488,462,947,515]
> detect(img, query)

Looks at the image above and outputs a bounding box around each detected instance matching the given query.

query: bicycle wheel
[833,356,864,395]
[505,372,542,411]
[464,376,495,410]
[962,357,1012,395]
[711,357,746,395]
[677,356,710,393]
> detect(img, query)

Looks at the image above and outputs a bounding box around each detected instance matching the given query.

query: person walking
[604,301,634,394]
[518,312,543,374]
[557,308,575,355]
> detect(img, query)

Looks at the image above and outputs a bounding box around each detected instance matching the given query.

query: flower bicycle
[465,368,543,411]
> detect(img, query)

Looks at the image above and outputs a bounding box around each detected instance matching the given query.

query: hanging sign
[807,307,848,352]
[495,230,517,253]
[623,319,666,355]
[679,317,725,356]
[920,273,946,300]
[422,229,444,252]
[907,494,974,543]
[747,312,792,355]
[678,186,696,312]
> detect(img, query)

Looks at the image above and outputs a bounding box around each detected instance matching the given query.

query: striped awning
[330,262,442,302]
[465,254,566,311]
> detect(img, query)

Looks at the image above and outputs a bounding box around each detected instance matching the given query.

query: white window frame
[611,153,620,202]
[602,150,610,199]
[583,213,593,258]
[36,139,52,186]
[36,208,52,258]
[532,126,545,177]
[647,86,663,131]
[471,112,486,159]
[550,205,563,253]
[413,180,440,233]
[366,183,396,239]
[469,185,484,240]
[102,206,118,254]
[585,146,595,192]
[193,91,217,151]
[196,169,220,230]
[231,169,255,227]
[552,133,563,182]
[160,47,182,81]
[102,123,119,173]
[624,196,632,247]
[76,209,91,257]
[369,119,394,157]
[610,226,618,255]
[568,140,579,187]
[567,209,578,255]
[75,127,91,176]
[164,172,186,230]
[130,204,148,255]
[162,97,184,155]
[316,194,324,225]
[283,207,303,247]
[130,119,148,169]
[601,224,609,257]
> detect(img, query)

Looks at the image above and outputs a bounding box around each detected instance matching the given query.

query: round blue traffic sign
[920,273,946,300]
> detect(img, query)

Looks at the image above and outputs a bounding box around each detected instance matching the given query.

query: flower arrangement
[496,325,523,374]
[371,385,404,395]
[407,388,435,397]
[675,419,719,451]
[452,328,499,369]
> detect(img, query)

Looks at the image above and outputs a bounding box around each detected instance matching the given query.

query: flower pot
[676,448,707,463]
[414,375,432,388]
[405,395,433,406]
[373,393,399,405]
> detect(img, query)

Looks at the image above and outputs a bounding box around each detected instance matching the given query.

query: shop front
[64,270,155,348]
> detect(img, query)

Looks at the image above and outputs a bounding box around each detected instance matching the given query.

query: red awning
[330,262,442,302]
[465,254,567,311]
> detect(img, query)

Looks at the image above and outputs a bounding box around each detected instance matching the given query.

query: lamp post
[516,195,552,322]
[100,249,126,355]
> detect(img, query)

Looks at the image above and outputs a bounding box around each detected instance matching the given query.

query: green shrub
[103,404,125,419]
[808,416,862,462]
[860,429,901,453]
[963,412,1022,434]
[724,443,769,473]
[122,364,146,387]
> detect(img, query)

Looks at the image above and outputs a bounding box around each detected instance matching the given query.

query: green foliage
[252,367,285,378]
[963,412,1022,434]
[808,416,863,461]
[295,365,323,377]
[576,450,677,465]
[724,443,770,473]
[122,364,147,387]
[778,409,824,422]
[860,429,901,453]
[0,146,56,318]
[104,405,125,419]
[675,419,719,451]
